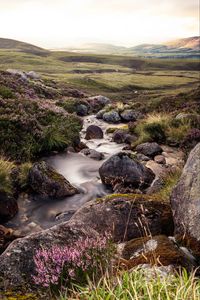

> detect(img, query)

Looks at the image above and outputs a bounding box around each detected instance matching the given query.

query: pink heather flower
[32,233,112,288]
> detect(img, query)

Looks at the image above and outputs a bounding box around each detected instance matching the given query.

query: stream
[7,115,125,235]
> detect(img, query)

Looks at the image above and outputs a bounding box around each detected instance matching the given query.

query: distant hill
[0,38,49,56]
[61,37,200,58]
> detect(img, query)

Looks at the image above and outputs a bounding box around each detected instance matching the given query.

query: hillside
[62,36,200,58]
[0,37,49,55]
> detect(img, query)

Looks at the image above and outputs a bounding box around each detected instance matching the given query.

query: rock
[170,143,200,257]
[146,178,164,194]
[112,130,137,145]
[136,153,151,162]
[103,110,121,123]
[28,161,77,198]
[136,142,162,158]
[0,192,18,223]
[85,125,103,140]
[26,71,40,80]
[76,104,89,116]
[120,110,142,122]
[146,160,166,179]
[71,195,174,242]
[162,145,184,167]
[81,149,104,160]
[6,69,27,81]
[87,95,110,112]
[154,155,166,164]
[120,235,194,270]
[0,223,99,289]
[0,225,19,254]
[99,152,155,192]
[181,128,200,151]
[96,109,107,119]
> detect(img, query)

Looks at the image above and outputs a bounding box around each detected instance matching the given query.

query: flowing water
[7,115,125,235]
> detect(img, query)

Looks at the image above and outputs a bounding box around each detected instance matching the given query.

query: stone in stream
[103,110,121,123]
[85,125,103,140]
[112,130,137,145]
[99,152,155,192]
[0,191,18,223]
[81,148,104,160]
[170,143,200,257]
[28,161,78,198]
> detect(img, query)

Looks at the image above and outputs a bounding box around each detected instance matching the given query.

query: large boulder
[0,223,98,289]
[28,161,77,198]
[170,143,200,257]
[0,191,18,223]
[136,142,162,158]
[119,235,195,270]
[71,195,174,242]
[103,110,121,123]
[85,125,103,140]
[99,152,155,192]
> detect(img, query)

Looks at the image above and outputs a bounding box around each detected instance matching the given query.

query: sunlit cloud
[0,0,198,48]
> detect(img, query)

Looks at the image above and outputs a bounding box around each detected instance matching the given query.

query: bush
[32,234,114,294]
[0,99,82,161]
[0,85,14,99]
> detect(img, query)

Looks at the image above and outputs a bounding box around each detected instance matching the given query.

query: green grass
[60,269,200,300]
[0,157,15,193]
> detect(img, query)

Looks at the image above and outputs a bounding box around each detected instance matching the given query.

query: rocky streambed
[0,109,200,293]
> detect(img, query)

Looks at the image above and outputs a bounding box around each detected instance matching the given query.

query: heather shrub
[181,128,200,151]
[32,234,114,294]
[0,85,14,99]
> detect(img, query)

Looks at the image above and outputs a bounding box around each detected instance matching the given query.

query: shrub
[0,99,82,161]
[181,128,200,151]
[0,85,14,99]
[32,234,114,293]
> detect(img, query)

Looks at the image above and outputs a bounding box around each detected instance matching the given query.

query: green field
[0,49,199,101]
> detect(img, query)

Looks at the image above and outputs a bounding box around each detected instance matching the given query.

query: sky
[0,0,199,48]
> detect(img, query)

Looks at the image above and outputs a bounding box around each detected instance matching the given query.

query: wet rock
[81,149,104,160]
[85,125,103,140]
[96,109,107,119]
[28,161,77,198]
[76,104,89,116]
[170,143,200,257]
[0,192,18,223]
[136,142,162,158]
[120,110,142,122]
[112,130,137,145]
[71,194,174,242]
[120,235,194,270]
[154,155,166,164]
[103,110,121,123]
[99,152,155,192]
[87,95,110,112]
